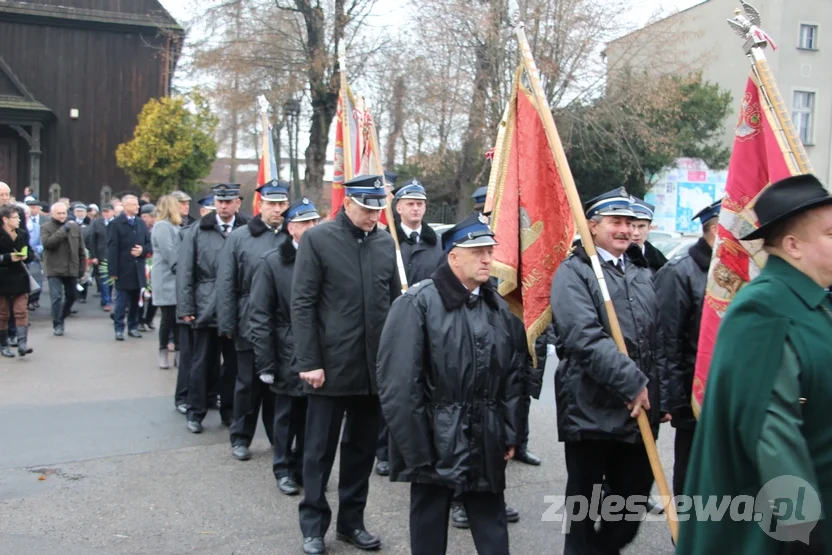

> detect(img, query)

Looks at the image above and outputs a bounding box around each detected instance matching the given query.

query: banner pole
[510,11,679,542]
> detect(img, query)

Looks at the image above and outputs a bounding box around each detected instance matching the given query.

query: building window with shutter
[799,24,818,50]
[49,183,61,204]
[101,185,112,206]
[792,91,816,145]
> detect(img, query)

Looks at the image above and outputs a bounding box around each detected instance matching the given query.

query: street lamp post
[283,98,301,198]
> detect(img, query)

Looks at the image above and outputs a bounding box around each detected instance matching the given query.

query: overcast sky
[159,0,704,37]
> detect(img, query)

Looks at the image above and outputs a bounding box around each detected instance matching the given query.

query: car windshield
[651,238,684,256]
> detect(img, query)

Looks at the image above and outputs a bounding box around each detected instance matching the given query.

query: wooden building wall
[0,16,175,202]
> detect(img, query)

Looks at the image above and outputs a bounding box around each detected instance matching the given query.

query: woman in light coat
[151,195,182,369]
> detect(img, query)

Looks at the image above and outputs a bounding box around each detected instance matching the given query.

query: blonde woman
[151,195,182,369]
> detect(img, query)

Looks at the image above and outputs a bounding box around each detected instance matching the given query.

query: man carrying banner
[292,175,401,554]
[376,213,522,555]
[550,187,660,554]
[677,174,832,554]
[654,199,721,497]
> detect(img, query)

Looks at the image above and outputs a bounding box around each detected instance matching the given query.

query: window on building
[49,183,61,204]
[793,91,815,145]
[799,24,818,50]
[100,185,112,206]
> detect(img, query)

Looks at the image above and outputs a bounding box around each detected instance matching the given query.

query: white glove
[259,373,275,385]
[546,344,556,357]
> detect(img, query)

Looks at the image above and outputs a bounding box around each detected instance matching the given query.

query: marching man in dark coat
[654,199,720,497]
[217,180,289,461]
[177,184,246,434]
[377,213,523,555]
[550,187,660,555]
[291,175,401,554]
[629,196,668,274]
[249,197,321,496]
[374,178,445,478]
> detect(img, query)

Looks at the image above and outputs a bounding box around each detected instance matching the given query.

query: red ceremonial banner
[487,72,575,362]
[692,76,794,415]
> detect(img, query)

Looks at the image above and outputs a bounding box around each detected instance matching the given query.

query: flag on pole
[253,119,278,216]
[485,68,576,363]
[692,76,796,416]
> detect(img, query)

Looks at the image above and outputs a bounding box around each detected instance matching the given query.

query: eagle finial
[740,0,761,27]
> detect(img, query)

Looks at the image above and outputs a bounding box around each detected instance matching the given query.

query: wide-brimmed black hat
[742,174,832,241]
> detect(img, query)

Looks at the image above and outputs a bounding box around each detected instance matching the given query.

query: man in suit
[108,195,152,341]
[89,203,114,311]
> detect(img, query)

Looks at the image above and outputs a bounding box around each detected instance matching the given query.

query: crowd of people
[3,169,831,555]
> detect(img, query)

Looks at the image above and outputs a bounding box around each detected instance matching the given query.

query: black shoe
[115,331,125,341]
[137,323,148,332]
[53,325,64,336]
[128,329,142,338]
[221,415,232,427]
[231,445,251,461]
[176,404,189,415]
[375,461,390,476]
[451,504,469,529]
[277,476,299,495]
[186,420,203,434]
[302,537,325,554]
[514,449,541,466]
[506,505,520,523]
[336,529,381,550]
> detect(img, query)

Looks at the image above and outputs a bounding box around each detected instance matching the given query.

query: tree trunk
[298,0,345,205]
[385,75,406,168]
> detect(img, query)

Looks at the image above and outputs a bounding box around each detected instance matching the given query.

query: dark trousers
[142,298,157,325]
[174,323,193,406]
[158,306,179,351]
[410,483,509,555]
[187,330,236,423]
[563,440,654,555]
[273,394,308,480]
[48,276,76,327]
[299,395,380,538]
[229,350,275,447]
[517,394,532,451]
[113,288,141,333]
[376,413,389,462]
[673,427,695,497]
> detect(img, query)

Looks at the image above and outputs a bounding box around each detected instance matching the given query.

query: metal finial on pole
[727,1,813,175]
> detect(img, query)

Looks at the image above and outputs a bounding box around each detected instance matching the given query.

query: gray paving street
[0,298,678,555]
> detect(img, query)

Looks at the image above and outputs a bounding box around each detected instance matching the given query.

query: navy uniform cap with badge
[442,212,498,253]
[344,175,387,210]
[629,196,655,221]
[393,179,428,202]
[471,186,488,206]
[692,199,721,226]
[282,197,321,224]
[257,179,291,203]
[199,195,216,210]
[384,171,399,188]
[212,183,241,201]
[584,187,638,219]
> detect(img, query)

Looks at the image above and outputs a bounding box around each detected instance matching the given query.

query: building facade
[605,0,832,185]
[0,0,182,203]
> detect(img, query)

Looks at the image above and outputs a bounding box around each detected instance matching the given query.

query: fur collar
[430,261,500,311]
[688,237,713,272]
[199,212,245,231]
[643,241,668,271]
[278,237,296,264]
[396,221,437,246]
[571,242,649,269]
[247,215,270,237]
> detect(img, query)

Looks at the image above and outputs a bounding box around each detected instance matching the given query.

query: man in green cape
[676,173,832,554]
